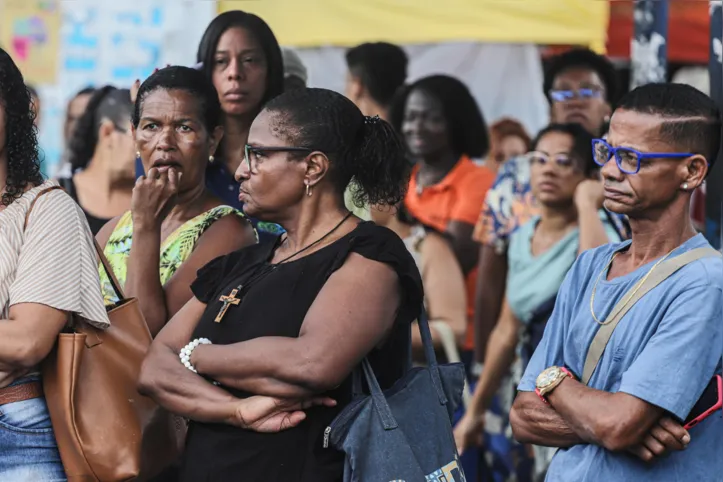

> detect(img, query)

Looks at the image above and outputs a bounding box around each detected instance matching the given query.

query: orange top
[406,156,495,232]
[404,156,495,351]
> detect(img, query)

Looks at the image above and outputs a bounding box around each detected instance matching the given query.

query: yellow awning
[218,0,608,52]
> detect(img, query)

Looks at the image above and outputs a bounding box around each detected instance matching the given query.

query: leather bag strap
[95,238,126,301]
[23,185,64,230]
[582,247,721,385]
[23,184,125,302]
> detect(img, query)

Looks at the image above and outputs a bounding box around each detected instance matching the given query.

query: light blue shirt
[519,234,723,482]
[506,211,622,324]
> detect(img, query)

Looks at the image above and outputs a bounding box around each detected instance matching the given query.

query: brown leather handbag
[30,187,185,481]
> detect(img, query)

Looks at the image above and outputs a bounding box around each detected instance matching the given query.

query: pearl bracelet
[179,338,212,373]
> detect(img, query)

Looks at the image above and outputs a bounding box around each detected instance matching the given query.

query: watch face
[536,367,562,389]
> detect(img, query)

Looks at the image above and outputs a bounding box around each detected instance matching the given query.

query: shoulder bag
[26,186,185,481]
[329,306,468,482]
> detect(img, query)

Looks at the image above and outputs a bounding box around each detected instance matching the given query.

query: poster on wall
[36,0,216,175]
[0,0,61,84]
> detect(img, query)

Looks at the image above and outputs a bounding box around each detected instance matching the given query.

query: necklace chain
[589,247,676,325]
[273,211,353,265]
[230,211,353,294]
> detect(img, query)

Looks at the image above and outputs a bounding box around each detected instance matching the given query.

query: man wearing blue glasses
[511,82,723,481]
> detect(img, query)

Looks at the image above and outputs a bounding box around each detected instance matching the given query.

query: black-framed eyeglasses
[549,88,603,103]
[591,138,696,175]
[527,151,577,171]
[244,144,313,171]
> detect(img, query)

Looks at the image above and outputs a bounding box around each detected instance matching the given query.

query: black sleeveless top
[181,222,423,482]
[57,176,111,235]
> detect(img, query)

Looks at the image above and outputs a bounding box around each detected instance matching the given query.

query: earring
[305,183,312,197]
[135,151,141,160]
[682,183,689,190]
[209,155,215,163]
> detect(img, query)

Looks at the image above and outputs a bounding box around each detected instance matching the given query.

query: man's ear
[681,154,708,191]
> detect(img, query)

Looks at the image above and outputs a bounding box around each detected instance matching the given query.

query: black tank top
[182,222,423,482]
[57,176,111,235]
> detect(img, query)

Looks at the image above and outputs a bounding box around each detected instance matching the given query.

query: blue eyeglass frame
[591,138,695,174]
[549,88,603,103]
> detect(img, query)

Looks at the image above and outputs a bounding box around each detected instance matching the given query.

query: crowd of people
[0,7,721,482]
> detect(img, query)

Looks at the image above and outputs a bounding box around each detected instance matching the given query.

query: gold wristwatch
[535,366,574,403]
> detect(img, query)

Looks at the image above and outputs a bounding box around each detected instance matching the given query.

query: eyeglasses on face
[528,151,576,170]
[549,88,603,103]
[591,139,696,175]
[243,144,313,171]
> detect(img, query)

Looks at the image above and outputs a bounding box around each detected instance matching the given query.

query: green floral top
[99,205,252,305]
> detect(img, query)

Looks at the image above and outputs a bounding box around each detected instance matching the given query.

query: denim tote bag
[329,307,467,482]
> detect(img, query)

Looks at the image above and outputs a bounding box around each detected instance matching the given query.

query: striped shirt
[0,181,109,329]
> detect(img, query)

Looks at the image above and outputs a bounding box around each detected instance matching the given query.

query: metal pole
[707,1,723,249]
[630,0,669,89]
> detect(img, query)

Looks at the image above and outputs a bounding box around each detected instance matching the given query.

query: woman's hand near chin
[229,395,337,433]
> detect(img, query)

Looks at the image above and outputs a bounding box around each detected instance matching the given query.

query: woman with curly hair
[0,48,110,480]
[57,86,135,234]
[139,88,424,481]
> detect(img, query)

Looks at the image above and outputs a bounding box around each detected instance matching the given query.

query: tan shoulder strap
[23,184,126,301]
[95,238,126,301]
[581,246,721,385]
[23,185,64,230]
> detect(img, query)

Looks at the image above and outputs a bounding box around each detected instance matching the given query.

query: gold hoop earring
[306,183,312,197]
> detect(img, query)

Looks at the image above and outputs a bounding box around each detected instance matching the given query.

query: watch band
[535,367,575,404]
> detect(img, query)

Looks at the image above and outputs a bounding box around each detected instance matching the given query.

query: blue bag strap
[353,304,449,423]
[361,358,398,430]
[417,305,448,405]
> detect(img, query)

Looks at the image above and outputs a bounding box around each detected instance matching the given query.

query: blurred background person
[378,204,467,360]
[97,66,257,338]
[487,118,531,174]
[473,48,620,362]
[53,87,96,179]
[344,41,408,122]
[457,123,623,479]
[57,86,135,234]
[194,10,284,240]
[344,42,410,222]
[393,74,494,363]
[65,87,95,144]
[281,47,308,91]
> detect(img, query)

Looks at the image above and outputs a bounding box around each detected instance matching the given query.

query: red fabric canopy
[606,1,710,64]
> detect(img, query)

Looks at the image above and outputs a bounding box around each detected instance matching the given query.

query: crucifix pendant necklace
[214,211,353,323]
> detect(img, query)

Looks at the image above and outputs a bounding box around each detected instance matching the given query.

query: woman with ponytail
[139,88,423,481]
[58,86,135,233]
